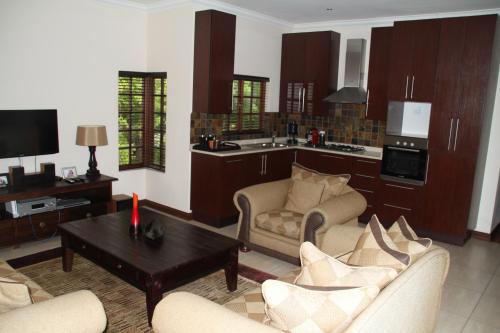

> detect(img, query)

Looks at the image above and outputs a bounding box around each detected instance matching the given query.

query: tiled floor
[1,210,499,333]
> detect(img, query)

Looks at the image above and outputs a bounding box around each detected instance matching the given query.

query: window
[225,75,269,132]
[118,71,167,172]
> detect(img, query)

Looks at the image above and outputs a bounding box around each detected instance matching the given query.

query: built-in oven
[381,135,428,186]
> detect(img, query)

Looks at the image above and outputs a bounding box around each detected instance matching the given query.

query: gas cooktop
[303,143,366,153]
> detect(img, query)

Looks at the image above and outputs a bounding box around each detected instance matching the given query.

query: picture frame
[0,174,8,188]
[61,166,78,179]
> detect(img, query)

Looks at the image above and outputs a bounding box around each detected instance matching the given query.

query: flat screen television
[0,109,59,159]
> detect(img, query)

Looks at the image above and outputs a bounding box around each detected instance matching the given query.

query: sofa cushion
[0,277,33,313]
[262,280,379,333]
[224,287,267,324]
[0,260,52,303]
[347,215,410,271]
[291,163,350,203]
[296,242,397,289]
[255,209,303,240]
[388,216,432,262]
[284,179,325,214]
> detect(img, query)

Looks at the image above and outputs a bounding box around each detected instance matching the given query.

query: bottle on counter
[311,128,319,146]
[319,131,326,146]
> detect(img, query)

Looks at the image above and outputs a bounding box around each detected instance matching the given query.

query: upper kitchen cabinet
[365,27,393,120]
[387,19,441,102]
[192,10,236,114]
[279,31,340,116]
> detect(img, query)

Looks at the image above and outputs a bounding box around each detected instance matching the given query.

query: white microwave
[386,101,432,138]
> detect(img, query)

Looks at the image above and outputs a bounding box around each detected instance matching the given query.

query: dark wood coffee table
[58,208,241,325]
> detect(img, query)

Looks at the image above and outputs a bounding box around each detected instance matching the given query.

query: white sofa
[0,259,106,333]
[152,223,450,333]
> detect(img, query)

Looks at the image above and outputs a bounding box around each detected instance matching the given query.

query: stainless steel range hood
[324,39,367,104]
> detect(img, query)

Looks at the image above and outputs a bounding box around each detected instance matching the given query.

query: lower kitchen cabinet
[191,150,295,227]
[296,150,352,174]
[376,181,424,230]
[350,158,381,223]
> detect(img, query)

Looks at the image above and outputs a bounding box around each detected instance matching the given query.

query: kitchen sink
[243,142,289,149]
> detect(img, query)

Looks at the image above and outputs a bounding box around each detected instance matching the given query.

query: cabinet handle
[447,118,454,151]
[116,264,122,269]
[225,159,243,163]
[354,188,374,194]
[264,155,268,175]
[301,87,306,113]
[405,75,409,99]
[260,155,264,175]
[410,75,415,99]
[365,89,370,117]
[356,159,376,164]
[383,203,412,211]
[294,151,297,163]
[82,244,86,250]
[425,153,430,185]
[320,154,344,159]
[385,183,415,190]
[355,174,375,179]
[453,118,460,151]
[86,212,92,218]
[297,86,302,113]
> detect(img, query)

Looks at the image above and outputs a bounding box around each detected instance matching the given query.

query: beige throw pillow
[284,179,325,214]
[295,242,398,289]
[262,279,379,333]
[347,215,411,271]
[0,278,33,314]
[290,163,350,203]
[388,216,432,262]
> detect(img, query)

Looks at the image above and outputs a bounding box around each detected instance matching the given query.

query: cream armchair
[234,178,367,263]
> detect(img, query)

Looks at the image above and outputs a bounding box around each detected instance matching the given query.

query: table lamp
[76,125,108,178]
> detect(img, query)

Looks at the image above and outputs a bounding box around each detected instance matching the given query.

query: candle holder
[129,193,141,238]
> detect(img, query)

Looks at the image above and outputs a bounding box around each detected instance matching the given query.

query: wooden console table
[0,175,117,248]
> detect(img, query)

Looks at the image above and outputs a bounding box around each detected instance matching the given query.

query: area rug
[19,255,272,332]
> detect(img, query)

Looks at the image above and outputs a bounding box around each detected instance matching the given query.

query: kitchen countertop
[190,137,383,160]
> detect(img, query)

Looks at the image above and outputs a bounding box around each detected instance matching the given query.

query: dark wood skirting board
[245,242,300,266]
[7,247,62,269]
[140,199,192,221]
[470,230,492,242]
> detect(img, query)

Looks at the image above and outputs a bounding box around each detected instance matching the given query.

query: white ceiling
[122,0,500,23]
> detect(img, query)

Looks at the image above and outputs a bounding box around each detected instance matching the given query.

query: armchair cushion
[284,179,325,214]
[256,209,303,240]
[291,163,350,203]
[295,242,397,289]
[262,280,379,333]
[0,278,32,314]
[387,216,432,262]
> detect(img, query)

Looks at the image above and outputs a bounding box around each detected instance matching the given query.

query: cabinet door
[265,150,295,182]
[281,34,306,82]
[387,21,415,101]
[296,149,320,170]
[410,19,441,102]
[315,153,353,175]
[219,156,252,218]
[366,27,392,121]
[377,181,423,230]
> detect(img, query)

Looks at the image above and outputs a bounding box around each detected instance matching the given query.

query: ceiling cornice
[293,7,500,30]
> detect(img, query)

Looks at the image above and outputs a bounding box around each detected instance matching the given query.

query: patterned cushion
[291,163,350,203]
[0,260,52,303]
[224,287,267,323]
[262,280,379,333]
[295,242,397,289]
[347,215,410,271]
[255,209,303,240]
[0,277,33,313]
[388,216,432,263]
[284,179,325,214]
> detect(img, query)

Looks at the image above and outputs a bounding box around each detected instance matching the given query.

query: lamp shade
[76,125,108,146]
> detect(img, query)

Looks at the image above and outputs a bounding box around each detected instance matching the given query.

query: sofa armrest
[301,189,367,243]
[0,290,106,333]
[153,292,281,333]
[234,179,291,243]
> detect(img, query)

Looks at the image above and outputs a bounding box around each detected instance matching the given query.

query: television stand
[0,175,117,248]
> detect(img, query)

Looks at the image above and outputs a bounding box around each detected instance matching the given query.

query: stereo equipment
[5,196,57,218]
[56,198,91,209]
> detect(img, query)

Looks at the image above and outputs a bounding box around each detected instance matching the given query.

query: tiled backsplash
[190,104,385,147]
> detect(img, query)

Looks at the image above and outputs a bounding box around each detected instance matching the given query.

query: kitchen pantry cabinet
[423,15,497,244]
[365,27,393,121]
[192,10,236,114]
[387,19,441,102]
[191,150,294,227]
[279,31,340,115]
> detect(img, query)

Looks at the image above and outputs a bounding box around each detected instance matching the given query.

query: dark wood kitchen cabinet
[192,10,236,114]
[279,31,340,115]
[191,150,294,227]
[422,15,497,244]
[365,27,392,120]
[387,19,441,102]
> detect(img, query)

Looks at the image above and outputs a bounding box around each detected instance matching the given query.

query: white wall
[144,4,288,212]
[469,18,500,233]
[0,0,148,197]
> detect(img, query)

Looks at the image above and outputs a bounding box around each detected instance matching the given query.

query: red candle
[131,193,140,226]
